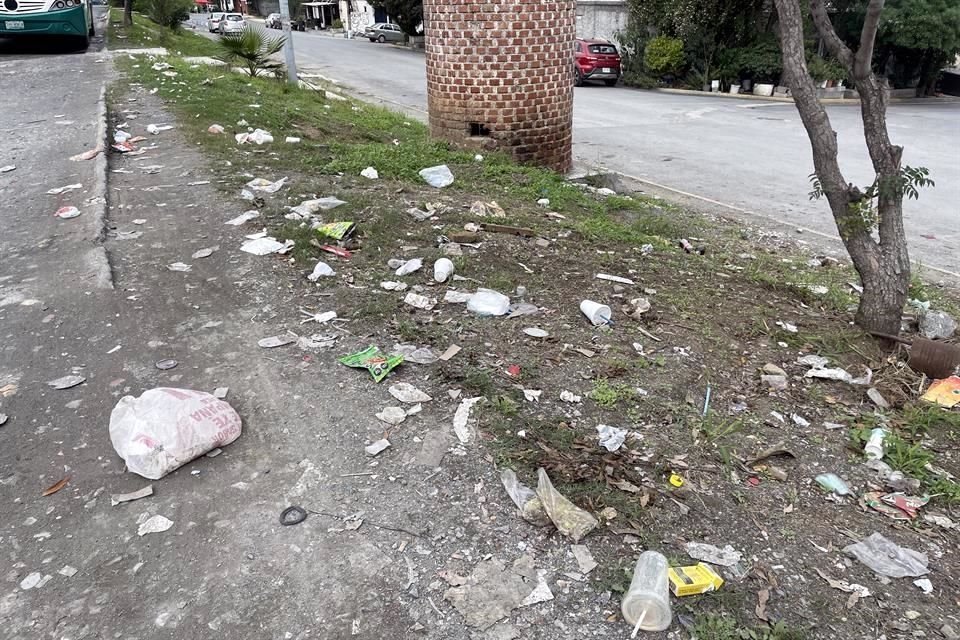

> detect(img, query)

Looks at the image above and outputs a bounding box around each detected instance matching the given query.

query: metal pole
[345,1,351,39]
[279,0,298,86]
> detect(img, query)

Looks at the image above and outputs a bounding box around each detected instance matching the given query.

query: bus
[0,0,95,49]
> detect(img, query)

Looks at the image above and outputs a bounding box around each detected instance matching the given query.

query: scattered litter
[453,396,484,444]
[146,124,173,135]
[391,344,437,364]
[46,183,82,195]
[536,467,598,542]
[280,506,308,526]
[47,375,86,390]
[235,129,274,145]
[70,148,102,161]
[154,359,178,370]
[596,273,634,285]
[628,297,651,318]
[560,390,581,403]
[285,136,300,143]
[500,468,551,526]
[191,246,218,259]
[225,210,259,226]
[377,407,407,426]
[110,485,154,506]
[623,551,673,632]
[468,289,511,316]
[814,568,871,608]
[469,200,506,218]
[924,513,957,529]
[360,166,379,179]
[862,492,930,520]
[914,578,933,594]
[439,344,461,361]
[684,542,742,567]
[596,424,628,452]
[58,565,78,578]
[776,320,798,333]
[289,197,346,217]
[395,257,423,276]
[668,563,724,597]
[419,164,454,188]
[42,476,70,497]
[572,545,597,574]
[864,427,887,460]
[365,439,391,456]
[137,514,174,536]
[843,532,928,578]
[445,290,473,304]
[166,262,192,272]
[523,327,549,338]
[0,413,7,426]
[519,572,554,607]
[920,310,957,340]
[762,375,788,390]
[240,236,289,255]
[434,258,455,283]
[390,382,432,403]
[537,198,550,207]
[404,292,436,310]
[867,387,890,409]
[54,206,81,219]
[0,164,14,172]
[245,176,287,193]
[207,124,224,134]
[307,261,336,281]
[921,376,960,407]
[19,572,50,590]
[339,345,403,383]
[110,388,242,480]
[580,300,611,326]
[815,473,852,496]
[523,389,542,402]
[258,336,295,348]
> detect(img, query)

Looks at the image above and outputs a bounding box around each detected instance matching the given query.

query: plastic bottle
[621,551,672,633]
[864,427,887,460]
[433,258,455,283]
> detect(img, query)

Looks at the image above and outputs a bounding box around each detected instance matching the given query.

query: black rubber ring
[280,506,307,526]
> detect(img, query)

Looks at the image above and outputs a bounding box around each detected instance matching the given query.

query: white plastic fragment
[419,164,455,188]
[404,292,436,310]
[596,424,628,452]
[110,485,154,506]
[240,237,287,255]
[381,281,408,291]
[166,262,192,272]
[389,383,432,403]
[307,261,336,281]
[236,128,273,144]
[560,390,582,403]
[365,439,391,456]
[360,166,379,180]
[684,542,742,567]
[137,515,174,536]
[245,177,287,193]
[225,210,260,226]
[467,289,510,316]
[395,258,423,276]
[453,397,483,444]
[376,406,408,426]
[258,336,295,348]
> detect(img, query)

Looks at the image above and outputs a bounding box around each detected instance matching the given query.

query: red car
[574,38,622,87]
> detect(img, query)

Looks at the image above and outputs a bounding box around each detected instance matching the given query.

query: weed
[699,415,745,443]
[491,394,519,416]
[590,379,632,408]
[692,614,807,640]
[462,366,494,396]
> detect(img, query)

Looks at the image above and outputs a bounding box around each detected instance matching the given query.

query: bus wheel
[74,34,90,50]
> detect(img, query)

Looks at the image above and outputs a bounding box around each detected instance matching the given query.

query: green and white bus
[0,0,95,48]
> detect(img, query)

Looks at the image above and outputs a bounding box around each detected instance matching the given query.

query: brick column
[423,0,576,173]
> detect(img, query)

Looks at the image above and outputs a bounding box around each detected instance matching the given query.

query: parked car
[364,23,404,43]
[219,13,246,35]
[265,13,281,29]
[208,12,225,33]
[574,38,622,87]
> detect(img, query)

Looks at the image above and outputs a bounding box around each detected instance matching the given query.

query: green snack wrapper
[339,345,403,382]
[316,221,356,240]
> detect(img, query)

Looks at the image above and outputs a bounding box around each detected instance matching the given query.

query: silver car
[365,23,404,43]
[208,12,225,32]
[219,13,246,35]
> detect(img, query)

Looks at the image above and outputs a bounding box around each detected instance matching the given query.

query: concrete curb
[648,86,960,105]
[88,24,114,290]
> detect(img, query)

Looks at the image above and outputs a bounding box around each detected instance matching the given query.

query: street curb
[88,36,114,290]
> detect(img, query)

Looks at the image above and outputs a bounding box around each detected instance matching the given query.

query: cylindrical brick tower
[423,0,576,173]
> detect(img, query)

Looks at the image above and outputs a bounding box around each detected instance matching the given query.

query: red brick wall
[423,0,576,173]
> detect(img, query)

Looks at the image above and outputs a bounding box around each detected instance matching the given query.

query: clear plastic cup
[433,258,455,283]
[621,551,672,633]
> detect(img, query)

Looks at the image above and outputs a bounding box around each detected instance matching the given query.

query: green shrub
[719,37,783,84]
[332,18,343,29]
[807,55,848,83]
[143,0,192,30]
[644,36,684,76]
[217,26,286,77]
[622,69,659,89]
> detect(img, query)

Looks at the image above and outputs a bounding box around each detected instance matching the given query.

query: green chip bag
[339,345,403,383]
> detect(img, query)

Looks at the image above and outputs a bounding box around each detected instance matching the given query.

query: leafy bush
[622,69,659,89]
[143,0,192,31]
[644,36,685,75]
[217,26,286,78]
[332,18,343,30]
[807,55,848,83]
[718,37,782,84]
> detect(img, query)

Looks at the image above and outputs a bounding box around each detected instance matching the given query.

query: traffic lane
[573,88,959,275]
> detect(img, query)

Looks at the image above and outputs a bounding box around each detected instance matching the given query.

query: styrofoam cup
[580,300,611,326]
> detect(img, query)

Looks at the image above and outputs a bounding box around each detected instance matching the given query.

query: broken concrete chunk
[920,310,956,339]
[365,439,391,456]
[761,374,788,390]
[442,559,532,630]
[376,406,407,426]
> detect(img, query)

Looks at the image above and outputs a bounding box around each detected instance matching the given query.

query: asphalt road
[190,19,959,277]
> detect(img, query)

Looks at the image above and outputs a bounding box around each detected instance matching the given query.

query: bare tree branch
[808,0,854,69]
[855,0,885,78]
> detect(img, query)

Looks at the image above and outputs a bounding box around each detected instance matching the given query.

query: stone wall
[575,0,627,43]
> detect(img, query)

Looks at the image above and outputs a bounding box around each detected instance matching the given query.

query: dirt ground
[3,31,958,640]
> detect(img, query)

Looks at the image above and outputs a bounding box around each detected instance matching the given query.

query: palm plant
[217,27,286,78]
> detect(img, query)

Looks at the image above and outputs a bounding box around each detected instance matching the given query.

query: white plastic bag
[500,469,551,526]
[109,388,242,480]
[467,289,510,316]
[419,164,455,188]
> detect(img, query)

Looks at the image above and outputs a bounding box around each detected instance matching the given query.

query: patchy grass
[108,8,222,57]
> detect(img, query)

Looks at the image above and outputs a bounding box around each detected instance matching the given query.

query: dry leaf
[42,476,70,497]
[755,588,770,621]
[611,478,641,493]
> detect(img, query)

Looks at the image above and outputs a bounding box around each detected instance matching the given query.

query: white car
[208,12,225,33]
[219,14,246,35]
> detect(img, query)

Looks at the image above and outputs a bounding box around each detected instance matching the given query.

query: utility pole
[279,0,299,86]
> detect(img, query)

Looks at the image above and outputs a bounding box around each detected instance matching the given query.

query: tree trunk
[773,0,910,335]
[123,0,133,27]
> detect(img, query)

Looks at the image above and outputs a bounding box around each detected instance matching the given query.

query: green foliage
[806,55,847,83]
[368,0,422,36]
[692,614,807,640]
[644,36,685,75]
[718,36,782,83]
[217,27,286,78]
[142,0,192,30]
[332,18,343,30]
